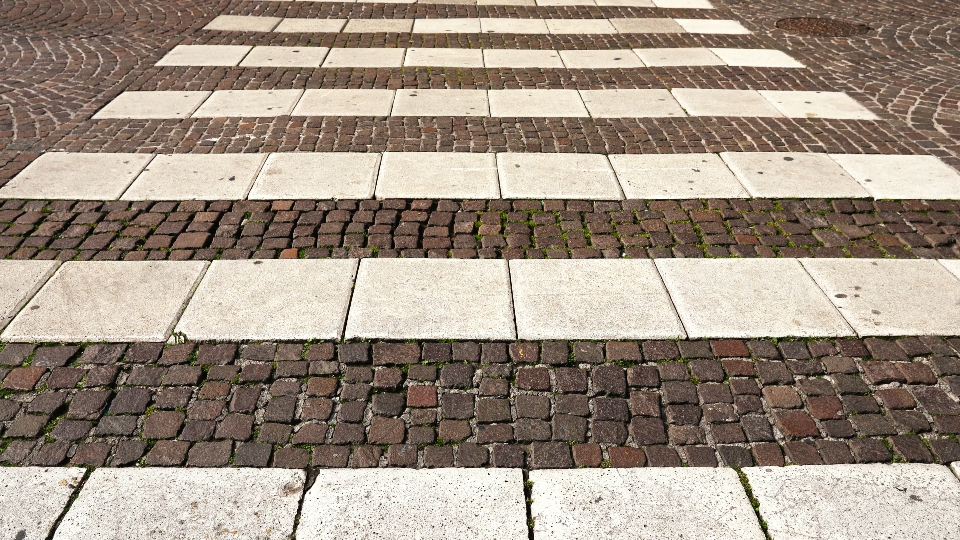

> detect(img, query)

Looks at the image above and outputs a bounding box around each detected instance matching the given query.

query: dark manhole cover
[776,17,871,37]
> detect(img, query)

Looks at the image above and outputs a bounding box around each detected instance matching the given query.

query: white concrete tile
[653,0,713,7]
[0,152,153,200]
[192,89,303,117]
[759,90,878,120]
[483,49,564,68]
[249,152,380,199]
[204,15,282,32]
[498,153,621,199]
[423,0,474,4]
[559,49,644,68]
[721,151,870,198]
[321,47,404,67]
[829,154,960,199]
[0,467,85,540]
[672,89,784,117]
[342,19,413,33]
[298,469,527,540]
[376,152,499,198]
[156,44,252,66]
[710,47,804,68]
[634,47,723,66]
[546,19,617,34]
[596,0,655,6]
[580,89,685,118]
[657,258,853,338]
[293,89,395,116]
[480,18,549,33]
[0,261,59,330]
[404,47,484,67]
[801,258,960,336]
[391,89,489,116]
[2,261,207,342]
[745,464,960,540]
[537,0,594,5]
[488,89,588,117]
[609,153,747,198]
[274,18,347,32]
[54,469,304,540]
[412,18,481,33]
[122,153,266,200]
[175,259,357,340]
[675,18,751,34]
[345,259,515,340]
[241,46,330,67]
[609,18,685,33]
[93,91,210,119]
[531,468,763,540]
[479,0,535,5]
[512,260,684,339]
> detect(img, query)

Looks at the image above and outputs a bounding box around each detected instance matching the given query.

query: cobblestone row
[2,197,959,261]
[1,337,959,469]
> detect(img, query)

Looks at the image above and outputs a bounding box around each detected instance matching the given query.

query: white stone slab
[511,259,684,339]
[412,18,481,33]
[559,49,644,69]
[54,469,304,540]
[345,259,515,339]
[241,46,330,67]
[657,258,852,338]
[274,18,347,32]
[0,467,85,540]
[759,90,878,120]
[653,0,713,7]
[322,47,405,67]
[721,151,869,198]
[204,15,282,32]
[404,47,484,67]
[596,0,655,6]
[829,154,960,199]
[672,89,783,117]
[156,44,252,66]
[498,153,622,199]
[675,18,750,34]
[745,464,960,540]
[531,468,763,540]
[609,153,747,198]
[2,261,207,342]
[391,89,489,116]
[483,49,564,68]
[580,89,686,118]
[609,18,685,33]
[801,258,960,336]
[298,469,527,540]
[342,19,414,33]
[479,18,549,33]
[538,0,594,5]
[376,152,499,198]
[634,47,723,66]
[192,89,303,117]
[0,152,153,200]
[93,91,210,119]
[0,261,59,331]
[250,152,380,199]
[478,0,535,5]
[488,89,588,117]
[546,19,617,34]
[122,153,266,200]
[710,48,804,68]
[293,89,396,116]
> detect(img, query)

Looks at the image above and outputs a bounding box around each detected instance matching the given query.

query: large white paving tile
[634,47,723,66]
[121,153,267,200]
[0,261,59,331]
[404,47,484,67]
[609,18,685,33]
[321,47,405,67]
[412,18,481,33]
[558,49,644,68]
[156,44,252,66]
[345,259,515,339]
[0,467,85,540]
[653,0,713,7]
[204,15,282,32]
[376,152,499,198]
[488,89,588,117]
[93,91,210,119]
[0,152,153,200]
[2,261,207,342]
[175,259,357,340]
[721,151,870,198]
[546,19,617,34]
[710,47,804,68]
[274,18,347,32]
[531,468,763,540]
[596,0,654,5]
[298,469,527,540]
[249,152,380,199]
[391,89,489,116]
[830,154,960,199]
[293,89,395,116]
[480,18,549,33]
[498,153,621,199]
[580,89,685,118]
[241,46,330,67]
[672,88,783,117]
[192,89,303,117]
[511,260,684,339]
[801,258,960,336]
[745,464,960,540]
[54,469,304,540]
[759,90,878,119]
[675,18,750,34]
[609,153,747,198]
[657,258,853,338]
[342,19,413,33]
[483,49,564,68]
